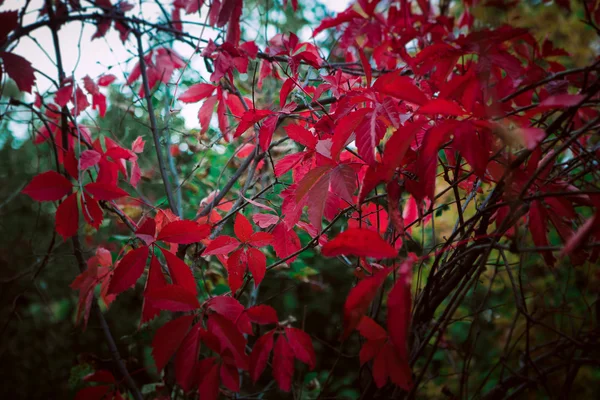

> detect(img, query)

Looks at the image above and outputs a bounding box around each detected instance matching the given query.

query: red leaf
[274,152,305,177]
[157,220,211,243]
[384,341,413,390]
[247,231,273,247]
[179,83,215,103]
[83,370,115,384]
[136,218,156,245]
[246,305,278,325]
[234,109,273,137]
[272,223,301,263]
[175,323,202,391]
[322,228,396,259]
[198,95,218,134]
[97,74,116,86]
[250,330,274,382]
[0,52,36,93]
[342,268,391,339]
[226,248,246,293]
[331,109,370,161]
[207,296,246,323]
[82,195,103,229]
[295,165,332,203]
[204,236,240,255]
[329,164,357,204]
[85,182,129,201]
[160,247,198,296]
[355,108,386,165]
[220,358,240,392]
[80,150,102,170]
[280,78,294,107]
[208,313,249,370]
[131,136,145,153]
[22,171,72,202]
[357,316,387,341]
[373,73,428,106]
[56,193,79,240]
[107,246,150,295]
[145,284,200,312]
[152,315,194,372]
[247,247,267,287]
[285,327,316,369]
[253,213,279,228]
[417,98,466,116]
[373,343,389,388]
[141,256,167,324]
[273,334,295,391]
[259,114,278,151]
[0,11,19,42]
[197,358,220,400]
[234,213,254,242]
[387,278,411,361]
[285,124,317,149]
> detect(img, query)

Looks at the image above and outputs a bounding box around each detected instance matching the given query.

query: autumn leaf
[322,228,397,259]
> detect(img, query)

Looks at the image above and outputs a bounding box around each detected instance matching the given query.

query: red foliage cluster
[4,0,600,398]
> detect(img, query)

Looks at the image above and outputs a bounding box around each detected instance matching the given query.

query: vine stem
[135,30,179,216]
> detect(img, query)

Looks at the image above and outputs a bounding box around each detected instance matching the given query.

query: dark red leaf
[226,248,246,293]
[160,247,197,296]
[85,182,129,201]
[157,220,211,244]
[207,313,249,370]
[22,171,72,202]
[197,358,220,400]
[285,327,316,370]
[107,246,150,295]
[83,370,115,383]
[250,330,274,382]
[141,255,167,324]
[175,323,202,391]
[56,193,79,240]
[74,386,112,400]
[246,304,278,325]
[342,268,390,339]
[82,195,103,229]
[145,284,200,312]
[0,52,36,93]
[0,11,19,42]
[387,277,411,361]
[246,247,266,287]
[273,334,295,391]
[220,358,240,392]
[152,315,194,372]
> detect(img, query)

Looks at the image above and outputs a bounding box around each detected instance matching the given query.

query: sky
[1,0,352,130]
